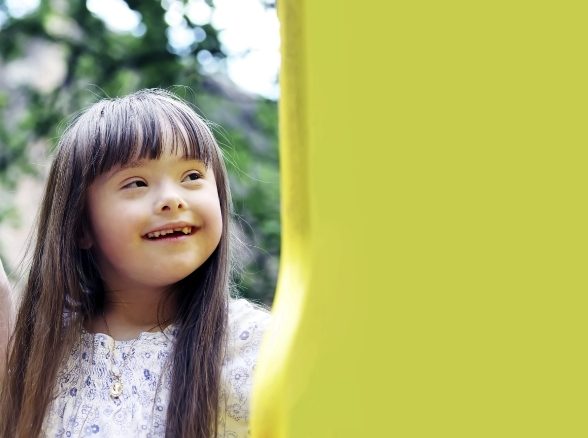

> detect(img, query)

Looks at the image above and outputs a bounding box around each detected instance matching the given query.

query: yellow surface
[252,1,587,436]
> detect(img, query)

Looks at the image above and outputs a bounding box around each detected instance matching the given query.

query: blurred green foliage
[0,0,279,305]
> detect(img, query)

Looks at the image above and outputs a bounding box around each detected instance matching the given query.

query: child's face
[83,150,223,292]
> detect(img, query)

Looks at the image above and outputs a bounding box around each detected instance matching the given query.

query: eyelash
[123,180,147,189]
[182,171,202,182]
[121,172,201,189]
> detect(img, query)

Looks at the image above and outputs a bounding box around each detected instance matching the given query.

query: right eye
[122,180,147,189]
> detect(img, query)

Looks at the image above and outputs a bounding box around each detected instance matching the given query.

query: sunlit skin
[84,150,223,339]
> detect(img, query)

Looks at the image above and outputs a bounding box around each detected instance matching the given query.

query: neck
[99,286,177,340]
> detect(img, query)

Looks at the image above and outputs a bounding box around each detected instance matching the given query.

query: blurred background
[0,0,280,306]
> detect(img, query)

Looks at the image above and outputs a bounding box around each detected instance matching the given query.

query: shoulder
[228,298,271,328]
[219,299,271,430]
[225,297,271,368]
[227,298,271,354]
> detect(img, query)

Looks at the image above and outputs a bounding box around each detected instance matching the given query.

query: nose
[155,184,186,213]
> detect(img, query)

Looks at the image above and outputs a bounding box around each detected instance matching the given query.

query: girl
[0,89,271,437]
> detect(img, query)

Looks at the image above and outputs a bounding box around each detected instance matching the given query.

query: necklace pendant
[110,381,123,398]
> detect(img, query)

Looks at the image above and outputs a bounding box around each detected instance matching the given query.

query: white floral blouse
[42,299,271,437]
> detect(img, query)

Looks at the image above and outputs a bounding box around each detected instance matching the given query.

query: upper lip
[142,221,196,238]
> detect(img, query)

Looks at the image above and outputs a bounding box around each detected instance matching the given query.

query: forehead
[115,145,208,170]
[80,95,216,179]
[106,158,208,182]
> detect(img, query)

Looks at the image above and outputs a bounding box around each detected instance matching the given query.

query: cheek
[88,202,140,253]
[209,203,223,246]
[92,225,137,264]
[202,188,224,245]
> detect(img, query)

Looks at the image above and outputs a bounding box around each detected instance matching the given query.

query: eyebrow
[116,156,207,172]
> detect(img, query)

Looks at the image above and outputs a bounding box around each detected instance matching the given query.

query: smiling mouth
[144,226,194,240]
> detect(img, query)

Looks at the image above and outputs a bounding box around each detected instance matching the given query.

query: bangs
[77,90,216,179]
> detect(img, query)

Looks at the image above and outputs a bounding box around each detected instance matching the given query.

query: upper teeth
[147,227,192,238]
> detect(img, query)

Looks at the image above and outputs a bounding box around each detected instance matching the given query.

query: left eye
[123,180,147,189]
[182,172,201,182]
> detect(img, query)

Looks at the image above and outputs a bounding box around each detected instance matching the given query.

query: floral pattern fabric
[42,299,271,437]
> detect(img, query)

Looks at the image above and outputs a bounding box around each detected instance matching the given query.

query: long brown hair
[0,89,236,437]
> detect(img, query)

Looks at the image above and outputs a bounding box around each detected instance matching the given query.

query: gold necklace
[101,313,170,399]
